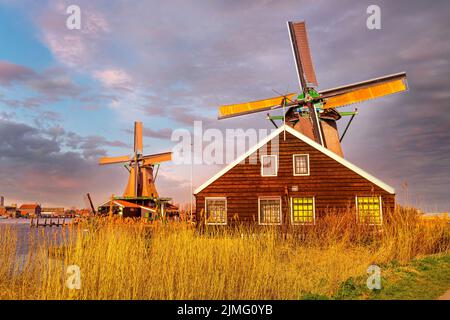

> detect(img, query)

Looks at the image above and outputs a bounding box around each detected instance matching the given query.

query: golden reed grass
[0,206,448,300]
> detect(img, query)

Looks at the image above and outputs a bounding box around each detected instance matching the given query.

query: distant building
[41,207,65,217]
[0,196,4,217]
[98,199,155,218]
[5,206,19,218]
[64,210,73,217]
[75,209,91,217]
[19,204,41,218]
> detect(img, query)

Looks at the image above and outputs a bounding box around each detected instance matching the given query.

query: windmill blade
[320,72,408,110]
[134,121,143,154]
[99,155,131,165]
[287,21,318,89]
[141,151,172,165]
[218,93,297,120]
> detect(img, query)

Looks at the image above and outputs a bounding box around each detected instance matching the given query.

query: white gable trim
[98,200,157,212]
[194,125,395,195]
[194,127,283,194]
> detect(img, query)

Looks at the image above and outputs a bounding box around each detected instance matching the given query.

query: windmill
[98,121,172,199]
[218,21,408,157]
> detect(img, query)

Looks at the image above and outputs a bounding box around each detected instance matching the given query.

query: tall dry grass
[0,206,448,300]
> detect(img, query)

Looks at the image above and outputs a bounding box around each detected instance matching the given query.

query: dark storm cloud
[0,118,128,206]
[0,61,83,108]
[61,129,129,158]
[141,127,173,140]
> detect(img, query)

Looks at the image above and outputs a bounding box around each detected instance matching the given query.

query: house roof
[164,203,179,211]
[99,199,156,212]
[19,204,40,210]
[194,124,395,195]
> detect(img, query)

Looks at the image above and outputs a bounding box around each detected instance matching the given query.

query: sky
[0,0,449,211]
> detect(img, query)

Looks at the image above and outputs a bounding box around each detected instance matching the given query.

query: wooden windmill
[218,21,408,157]
[98,122,172,198]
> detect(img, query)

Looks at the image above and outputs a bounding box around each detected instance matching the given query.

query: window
[258,197,282,225]
[205,197,227,225]
[291,197,315,225]
[356,196,382,225]
[293,154,309,176]
[261,155,278,177]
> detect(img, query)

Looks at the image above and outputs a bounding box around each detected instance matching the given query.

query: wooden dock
[30,217,67,228]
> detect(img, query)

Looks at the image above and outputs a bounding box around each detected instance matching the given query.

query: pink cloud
[37,1,110,68]
[93,69,132,89]
[0,61,35,85]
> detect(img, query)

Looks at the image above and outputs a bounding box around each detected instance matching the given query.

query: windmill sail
[218,93,297,119]
[134,122,143,154]
[320,72,408,109]
[99,155,131,165]
[141,152,172,165]
[287,21,318,89]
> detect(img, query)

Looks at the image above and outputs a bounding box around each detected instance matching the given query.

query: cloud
[0,61,35,85]
[0,61,83,108]
[37,0,110,68]
[28,67,83,98]
[0,118,129,207]
[93,69,133,90]
[141,127,173,140]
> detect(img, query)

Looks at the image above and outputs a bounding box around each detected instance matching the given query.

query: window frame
[258,196,282,225]
[205,197,227,225]
[292,154,310,176]
[261,155,278,177]
[290,196,316,225]
[355,195,383,226]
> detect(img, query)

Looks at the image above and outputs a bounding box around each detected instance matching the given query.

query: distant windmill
[218,21,408,157]
[98,122,172,198]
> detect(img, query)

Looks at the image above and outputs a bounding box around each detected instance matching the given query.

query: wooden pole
[339,108,358,142]
[86,193,96,215]
[190,141,193,223]
[108,194,114,218]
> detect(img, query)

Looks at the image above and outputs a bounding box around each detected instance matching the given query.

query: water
[0,218,74,255]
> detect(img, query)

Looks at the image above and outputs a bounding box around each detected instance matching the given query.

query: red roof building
[19,204,41,217]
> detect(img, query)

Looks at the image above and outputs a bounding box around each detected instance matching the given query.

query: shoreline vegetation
[0,206,448,300]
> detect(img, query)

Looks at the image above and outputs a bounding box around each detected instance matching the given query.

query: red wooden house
[19,204,42,218]
[194,125,394,226]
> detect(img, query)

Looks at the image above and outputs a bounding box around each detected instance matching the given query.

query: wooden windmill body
[98,122,174,217]
[218,21,408,157]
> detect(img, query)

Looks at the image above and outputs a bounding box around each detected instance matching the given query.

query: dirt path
[438,289,450,300]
